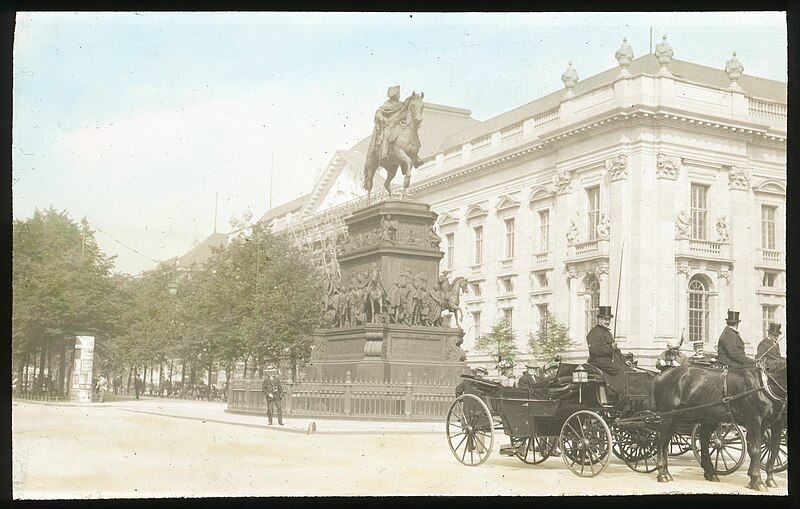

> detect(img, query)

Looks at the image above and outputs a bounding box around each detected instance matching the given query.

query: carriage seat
[687,355,722,369]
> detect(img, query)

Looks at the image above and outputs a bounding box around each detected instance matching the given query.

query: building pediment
[465,204,488,221]
[300,150,371,217]
[437,211,460,228]
[528,185,554,203]
[753,179,786,196]
[495,195,521,214]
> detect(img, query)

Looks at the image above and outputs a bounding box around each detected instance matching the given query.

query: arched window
[688,276,710,343]
[583,275,600,333]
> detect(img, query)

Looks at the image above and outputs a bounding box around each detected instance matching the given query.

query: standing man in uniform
[757,322,785,372]
[716,310,755,369]
[586,306,629,396]
[262,367,284,426]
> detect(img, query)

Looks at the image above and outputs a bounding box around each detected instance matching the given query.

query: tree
[474,317,518,365]
[527,314,575,363]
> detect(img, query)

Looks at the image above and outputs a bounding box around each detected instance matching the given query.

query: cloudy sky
[12,11,787,275]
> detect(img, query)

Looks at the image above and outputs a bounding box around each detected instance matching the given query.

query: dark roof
[175,232,228,268]
[437,53,786,151]
[257,193,312,224]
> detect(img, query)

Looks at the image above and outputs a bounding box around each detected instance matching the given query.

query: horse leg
[655,417,677,482]
[746,417,768,492]
[383,165,397,198]
[697,421,720,482]
[764,419,783,488]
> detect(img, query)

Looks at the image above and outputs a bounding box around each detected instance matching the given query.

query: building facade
[260,43,786,368]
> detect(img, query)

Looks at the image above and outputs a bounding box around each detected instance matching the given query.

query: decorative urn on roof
[654,34,674,76]
[615,37,634,77]
[561,62,578,98]
[725,52,744,90]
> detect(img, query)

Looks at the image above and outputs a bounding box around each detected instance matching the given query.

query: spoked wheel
[446,394,495,466]
[613,427,658,473]
[512,436,555,465]
[760,427,788,473]
[560,410,612,477]
[668,432,693,456]
[691,422,747,475]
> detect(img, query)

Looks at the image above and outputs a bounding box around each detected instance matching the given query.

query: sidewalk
[14,397,444,435]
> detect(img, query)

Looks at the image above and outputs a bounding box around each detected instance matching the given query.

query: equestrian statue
[363,86,424,201]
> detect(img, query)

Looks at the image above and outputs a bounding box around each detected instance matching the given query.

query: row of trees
[474,316,576,368]
[12,208,323,396]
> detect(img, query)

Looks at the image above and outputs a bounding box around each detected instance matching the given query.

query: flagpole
[614,238,626,338]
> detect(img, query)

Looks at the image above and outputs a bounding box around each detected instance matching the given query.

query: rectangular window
[536,304,549,335]
[504,218,515,258]
[690,184,708,240]
[470,282,482,297]
[761,205,776,250]
[535,271,549,289]
[762,271,777,288]
[762,305,777,338]
[500,277,514,293]
[472,311,481,339]
[473,226,483,265]
[446,233,454,270]
[587,187,600,241]
[503,308,513,328]
[688,280,709,343]
[538,209,550,252]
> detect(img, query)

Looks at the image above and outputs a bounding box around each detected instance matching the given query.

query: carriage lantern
[572,364,588,384]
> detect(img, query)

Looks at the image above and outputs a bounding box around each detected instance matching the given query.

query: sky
[12,11,787,275]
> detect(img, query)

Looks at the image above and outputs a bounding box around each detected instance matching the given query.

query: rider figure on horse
[373,85,405,161]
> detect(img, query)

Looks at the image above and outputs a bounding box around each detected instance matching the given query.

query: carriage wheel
[559,410,612,477]
[760,427,788,473]
[513,436,554,465]
[612,428,658,473]
[668,432,693,456]
[446,394,495,466]
[691,422,747,475]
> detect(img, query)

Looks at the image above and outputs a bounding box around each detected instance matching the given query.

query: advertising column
[71,335,95,402]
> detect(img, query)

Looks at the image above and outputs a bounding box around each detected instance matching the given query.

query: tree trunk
[126,367,133,395]
[16,356,25,394]
[290,352,297,383]
[242,356,248,380]
[32,352,39,393]
[57,339,67,393]
[207,361,213,401]
[181,360,187,397]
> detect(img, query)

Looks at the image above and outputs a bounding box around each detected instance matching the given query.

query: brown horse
[651,362,786,491]
[363,92,424,200]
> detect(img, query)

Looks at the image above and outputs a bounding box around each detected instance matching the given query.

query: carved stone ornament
[566,220,580,245]
[656,153,681,180]
[567,267,579,280]
[715,216,730,244]
[717,266,731,281]
[596,213,610,240]
[605,154,629,181]
[725,52,744,85]
[552,170,573,194]
[675,210,691,240]
[615,37,634,73]
[561,62,579,91]
[654,34,674,75]
[596,264,610,276]
[728,166,751,191]
[676,263,690,275]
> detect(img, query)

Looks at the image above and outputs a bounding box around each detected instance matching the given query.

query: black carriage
[446,363,660,477]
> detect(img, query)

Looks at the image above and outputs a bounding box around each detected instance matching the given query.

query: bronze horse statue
[363,92,424,200]
[441,276,468,328]
[651,362,787,491]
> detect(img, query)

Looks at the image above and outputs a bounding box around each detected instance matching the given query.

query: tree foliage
[474,317,518,364]
[527,314,575,363]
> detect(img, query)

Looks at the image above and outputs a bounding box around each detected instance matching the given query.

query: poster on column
[71,335,95,403]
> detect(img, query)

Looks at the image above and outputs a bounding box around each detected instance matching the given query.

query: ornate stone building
[260,41,786,367]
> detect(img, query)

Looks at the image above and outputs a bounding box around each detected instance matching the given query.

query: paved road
[12,399,787,498]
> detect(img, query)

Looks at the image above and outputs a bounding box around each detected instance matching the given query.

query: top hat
[525,364,537,370]
[768,323,782,336]
[596,306,614,319]
[387,85,400,97]
[725,310,741,324]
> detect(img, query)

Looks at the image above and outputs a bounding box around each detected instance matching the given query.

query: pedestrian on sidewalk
[262,367,284,425]
[98,375,109,402]
[134,374,142,400]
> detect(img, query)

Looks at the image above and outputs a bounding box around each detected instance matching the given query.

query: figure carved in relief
[676,210,691,239]
[381,214,398,244]
[440,272,468,328]
[426,224,441,249]
[596,212,610,240]
[365,263,387,323]
[716,216,729,243]
[566,220,580,245]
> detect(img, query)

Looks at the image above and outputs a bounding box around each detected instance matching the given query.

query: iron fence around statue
[226,378,455,421]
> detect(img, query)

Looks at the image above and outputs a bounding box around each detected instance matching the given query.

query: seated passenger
[585,306,630,396]
[716,310,755,369]
[497,360,516,388]
[757,322,786,372]
[656,340,688,372]
[455,366,488,396]
[518,364,536,390]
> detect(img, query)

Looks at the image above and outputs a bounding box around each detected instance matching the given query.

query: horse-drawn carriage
[446,359,787,489]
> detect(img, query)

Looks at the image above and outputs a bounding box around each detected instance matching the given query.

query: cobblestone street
[12,399,787,498]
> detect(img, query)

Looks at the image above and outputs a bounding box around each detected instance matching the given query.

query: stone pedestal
[307,199,470,384]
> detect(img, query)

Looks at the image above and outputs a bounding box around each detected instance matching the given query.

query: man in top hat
[262,366,284,425]
[757,322,785,372]
[518,364,537,390]
[716,310,755,369]
[586,306,629,395]
[373,85,405,161]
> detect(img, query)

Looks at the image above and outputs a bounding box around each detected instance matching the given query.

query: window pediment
[754,179,786,196]
[495,195,521,214]
[528,185,554,203]
[465,204,489,222]
[437,211,460,229]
